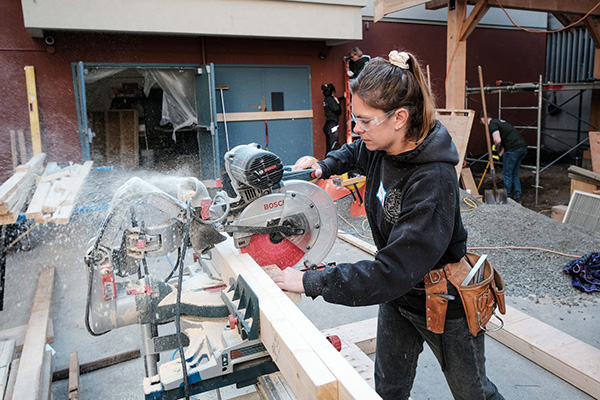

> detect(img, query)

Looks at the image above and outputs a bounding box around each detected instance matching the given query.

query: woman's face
[351,95,410,155]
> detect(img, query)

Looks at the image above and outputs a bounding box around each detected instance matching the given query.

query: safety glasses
[351,109,396,132]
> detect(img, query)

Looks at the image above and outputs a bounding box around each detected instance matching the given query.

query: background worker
[321,83,342,153]
[346,47,370,79]
[479,112,528,202]
[275,51,504,400]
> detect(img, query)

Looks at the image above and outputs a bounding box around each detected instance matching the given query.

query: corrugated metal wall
[545,28,595,83]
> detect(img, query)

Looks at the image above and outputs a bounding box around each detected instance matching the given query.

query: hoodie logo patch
[384,189,403,224]
[376,181,386,208]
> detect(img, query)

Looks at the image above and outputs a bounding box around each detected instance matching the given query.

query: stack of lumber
[567,165,600,196]
[0,154,46,225]
[25,161,94,225]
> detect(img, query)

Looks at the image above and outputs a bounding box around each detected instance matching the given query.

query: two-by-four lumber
[39,349,53,400]
[25,182,52,222]
[486,305,600,398]
[212,239,380,400]
[3,359,19,400]
[15,153,46,174]
[0,339,16,400]
[11,266,55,400]
[52,161,94,225]
[68,352,79,400]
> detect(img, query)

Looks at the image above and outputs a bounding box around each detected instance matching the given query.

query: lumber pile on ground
[2,266,55,400]
[567,165,600,196]
[25,161,94,225]
[0,154,46,225]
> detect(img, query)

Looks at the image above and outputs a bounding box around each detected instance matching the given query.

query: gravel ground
[334,190,600,307]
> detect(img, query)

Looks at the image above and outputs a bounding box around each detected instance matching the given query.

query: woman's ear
[394,108,409,131]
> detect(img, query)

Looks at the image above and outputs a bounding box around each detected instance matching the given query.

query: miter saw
[83,143,338,399]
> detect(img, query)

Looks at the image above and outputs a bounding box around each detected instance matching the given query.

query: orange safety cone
[349,184,366,217]
[316,178,351,202]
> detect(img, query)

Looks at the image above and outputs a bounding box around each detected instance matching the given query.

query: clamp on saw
[84,143,338,399]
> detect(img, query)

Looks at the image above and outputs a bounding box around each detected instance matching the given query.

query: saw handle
[282,166,317,181]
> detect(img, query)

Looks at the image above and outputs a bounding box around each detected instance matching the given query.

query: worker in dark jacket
[275,51,504,400]
[347,47,370,79]
[321,83,342,153]
[479,112,528,202]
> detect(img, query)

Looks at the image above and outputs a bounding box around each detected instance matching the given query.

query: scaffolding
[466,77,600,204]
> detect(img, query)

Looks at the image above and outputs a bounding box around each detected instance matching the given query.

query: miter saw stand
[84,144,338,399]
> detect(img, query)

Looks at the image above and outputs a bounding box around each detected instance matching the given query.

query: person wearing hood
[275,51,504,400]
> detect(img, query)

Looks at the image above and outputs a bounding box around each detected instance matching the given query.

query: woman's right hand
[292,156,322,178]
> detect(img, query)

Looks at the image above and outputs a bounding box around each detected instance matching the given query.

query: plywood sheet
[436,109,475,178]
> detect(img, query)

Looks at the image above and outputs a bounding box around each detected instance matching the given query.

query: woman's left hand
[272,267,305,293]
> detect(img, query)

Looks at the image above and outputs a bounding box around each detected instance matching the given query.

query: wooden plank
[40,170,70,183]
[119,110,139,167]
[589,131,600,174]
[12,266,55,400]
[15,153,46,174]
[17,130,26,165]
[217,253,338,400]
[3,358,19,400]
[0,320,54,352]
[459,0,490,41]
[42,181,67,213]
[25,182,52,221]
[213,240,380,399]
[0,174,35,215]
[39,349,53,400]
[436,109,475,178]
[216,110,313,123]
[0,173,27,203]
[51,161,93,225]
[9,131,18,172]
[460,167,482,199]
[322,318,378,356]
[568,165,600,183]
[336,233,377,256]
[570,177,599,196]
[105,111,122,165]
[334,338,375,388]
[486,305,600,398]
[68,352,79,400]
[0,340,16,400]
[373,0,430,22]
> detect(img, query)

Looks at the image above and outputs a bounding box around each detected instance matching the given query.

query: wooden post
[446,1,467,109]
[9,131,18,171]
[68,352,80,400]
[25,66,42,155]
[17,130,27,165]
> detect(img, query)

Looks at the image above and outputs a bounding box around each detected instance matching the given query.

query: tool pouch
[423,253,506,336]
[446,253,506,337]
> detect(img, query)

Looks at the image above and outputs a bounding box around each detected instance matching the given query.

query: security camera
[44,36,55,46]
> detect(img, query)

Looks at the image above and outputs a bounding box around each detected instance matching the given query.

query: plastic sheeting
[84,67,198,140]
[140,69,197,139]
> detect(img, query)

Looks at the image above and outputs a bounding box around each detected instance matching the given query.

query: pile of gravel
[334,191,600,306]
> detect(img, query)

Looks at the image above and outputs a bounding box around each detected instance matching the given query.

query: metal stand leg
[141,323,159,377]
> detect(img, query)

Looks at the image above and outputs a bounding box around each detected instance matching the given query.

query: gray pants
[374,301,504,400]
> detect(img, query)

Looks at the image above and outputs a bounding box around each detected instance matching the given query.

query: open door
[195,64,219,180]
[72,61,91,161]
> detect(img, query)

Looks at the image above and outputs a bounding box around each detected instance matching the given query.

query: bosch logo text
[264,200,284,210]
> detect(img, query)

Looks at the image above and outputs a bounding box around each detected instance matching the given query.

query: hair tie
[389,51,410,70]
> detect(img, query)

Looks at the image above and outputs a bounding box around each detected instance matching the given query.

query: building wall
[0,0,547,182]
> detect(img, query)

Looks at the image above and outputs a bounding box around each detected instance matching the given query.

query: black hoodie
[303,121,468,316]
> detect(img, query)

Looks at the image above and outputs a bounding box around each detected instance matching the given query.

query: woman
[321,83,341,153]
[275,51,504,400]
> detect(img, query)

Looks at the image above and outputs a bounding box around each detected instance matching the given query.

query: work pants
[374,301,504,400]
[323,120,340,155]
[501,146,527,200]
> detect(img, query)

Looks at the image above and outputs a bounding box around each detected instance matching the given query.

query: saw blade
[233,180,337,269]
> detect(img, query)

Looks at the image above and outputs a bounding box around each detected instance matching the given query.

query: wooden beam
[216,110,312,123]
[552,12,582,28]
[68,353,80,400]
[428,0,600,16]
[212,240,380,399]
[584,16,600,48]
[11,266,55,400]
[486,306,600,398]
[459,0,490,41]
[446,1,467,109]
[373,0,430,22]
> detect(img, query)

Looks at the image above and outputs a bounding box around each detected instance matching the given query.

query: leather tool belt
[423,252,506,336]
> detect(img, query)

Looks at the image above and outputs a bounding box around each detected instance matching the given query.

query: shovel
[478,66,508,204]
